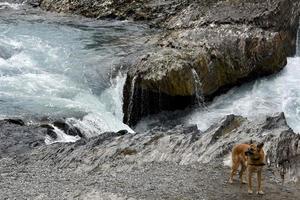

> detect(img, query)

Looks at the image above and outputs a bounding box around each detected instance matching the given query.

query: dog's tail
[223,153,232,168]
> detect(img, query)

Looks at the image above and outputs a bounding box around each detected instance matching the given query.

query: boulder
[123,0,300,126]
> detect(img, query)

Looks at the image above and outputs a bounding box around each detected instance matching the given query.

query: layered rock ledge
[1,113,299,199]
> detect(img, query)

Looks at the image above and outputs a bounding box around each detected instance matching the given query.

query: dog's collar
[248,163,266,166]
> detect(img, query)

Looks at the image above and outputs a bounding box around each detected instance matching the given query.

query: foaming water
[0,3,150,138]
[45,125,81,144]
[185,56,300,133]
[0,2,21,10]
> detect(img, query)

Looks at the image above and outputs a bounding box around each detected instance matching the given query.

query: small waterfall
[63,73,134,138]
[191,68,206,107]
[126,76,137,125]
[296,26,300,56]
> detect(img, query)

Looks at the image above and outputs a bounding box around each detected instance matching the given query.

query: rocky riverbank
[1,1,300,199]
[0,113,299,199]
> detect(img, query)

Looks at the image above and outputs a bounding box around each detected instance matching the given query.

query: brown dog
[229,141,265,194]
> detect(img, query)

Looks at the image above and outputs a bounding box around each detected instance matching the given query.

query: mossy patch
[116,147,138,156]
[144,134,164,146]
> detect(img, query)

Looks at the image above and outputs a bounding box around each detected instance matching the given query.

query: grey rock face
[37,0,187,22]
[0,119,46,159]
[10,113,299,183]
[1,113,299,199]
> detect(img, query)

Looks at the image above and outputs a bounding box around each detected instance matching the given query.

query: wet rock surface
[0,119,46,159]
[1,113,299,199]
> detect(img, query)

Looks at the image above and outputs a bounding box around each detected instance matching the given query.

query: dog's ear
[249,139,253,144]
[257,142,264,149]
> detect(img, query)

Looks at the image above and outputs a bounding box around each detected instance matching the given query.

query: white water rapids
[0,2,153,141]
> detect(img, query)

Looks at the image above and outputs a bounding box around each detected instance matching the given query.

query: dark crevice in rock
[123,76,196,127]
[4,119,25,126]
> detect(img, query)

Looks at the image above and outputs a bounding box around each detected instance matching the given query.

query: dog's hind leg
[229,158,239,183]
[239,163,247,184]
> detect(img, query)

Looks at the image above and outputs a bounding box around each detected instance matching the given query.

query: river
[0,2,151,141]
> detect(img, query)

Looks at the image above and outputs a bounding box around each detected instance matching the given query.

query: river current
[0,2,151,141]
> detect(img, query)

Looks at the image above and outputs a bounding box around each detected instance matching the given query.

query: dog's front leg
[247,170,253,194]
[257,170,264,195]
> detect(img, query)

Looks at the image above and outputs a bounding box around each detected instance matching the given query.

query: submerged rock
[53,120,83,138]
[0,45,20,60]
[4,118,25,126]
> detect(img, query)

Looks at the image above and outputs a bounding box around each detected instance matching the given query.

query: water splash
[45,125,80,145]
[296,24,300,56]
[99,72,127,121]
